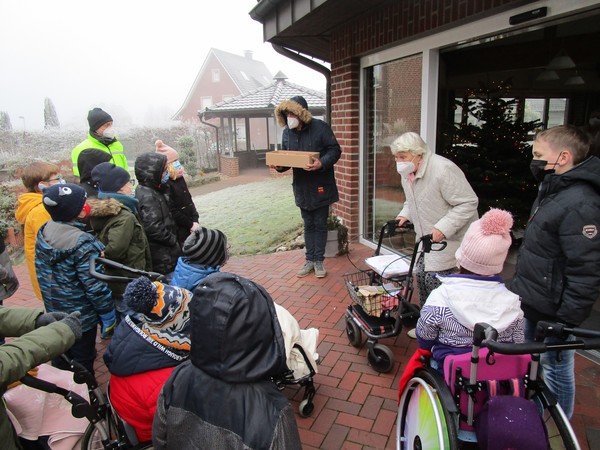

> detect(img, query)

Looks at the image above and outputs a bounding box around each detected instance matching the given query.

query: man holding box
[273,95,342,278]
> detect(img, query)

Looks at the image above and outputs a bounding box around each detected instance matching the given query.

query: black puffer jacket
[510,156,600,326]
[167,176,199,245]
[274,97,342,211]
[134,153,181,275]
[152,272,301,450]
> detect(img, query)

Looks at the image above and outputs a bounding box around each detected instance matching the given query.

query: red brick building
[173,48,273,123]
[250,0,600,249]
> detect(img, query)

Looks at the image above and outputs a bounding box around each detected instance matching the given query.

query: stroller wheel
[346,318,362,347]
[299,399,315,417]
[368,344,395,373]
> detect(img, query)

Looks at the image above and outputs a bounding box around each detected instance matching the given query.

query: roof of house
[201,71,326,118]
[173,48,273,119]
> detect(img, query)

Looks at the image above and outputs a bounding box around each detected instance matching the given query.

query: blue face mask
[161,170,169,184]
[173,160,182,171]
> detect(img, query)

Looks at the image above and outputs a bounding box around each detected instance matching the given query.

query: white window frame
[212,69,220,82]
[201,96,213,111]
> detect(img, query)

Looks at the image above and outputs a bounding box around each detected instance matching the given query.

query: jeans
[524,318,575,418]
[53,327,97,376]
[300,205,329,262]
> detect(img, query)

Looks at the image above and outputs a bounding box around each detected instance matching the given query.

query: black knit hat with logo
[42,183,87,222]
[183,227,228,268]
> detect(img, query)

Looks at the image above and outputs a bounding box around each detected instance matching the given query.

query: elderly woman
[391,132,479,337]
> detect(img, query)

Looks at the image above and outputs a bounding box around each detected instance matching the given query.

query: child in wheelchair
[103,277,193,443]
[415,208,524,373]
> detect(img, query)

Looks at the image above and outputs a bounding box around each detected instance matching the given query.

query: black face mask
[529,153,562,183]
[529,159,554,182]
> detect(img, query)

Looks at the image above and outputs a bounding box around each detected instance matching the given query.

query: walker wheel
[346,318,362,347]
[368,343,394,373]
[299,399,314,417]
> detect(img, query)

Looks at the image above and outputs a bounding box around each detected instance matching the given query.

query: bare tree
[44,98,60,129]
[0,111,12,131]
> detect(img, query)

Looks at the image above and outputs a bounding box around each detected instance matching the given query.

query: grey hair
[390,132,429,156]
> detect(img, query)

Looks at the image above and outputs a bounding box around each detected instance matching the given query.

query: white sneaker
[407,328,417,339]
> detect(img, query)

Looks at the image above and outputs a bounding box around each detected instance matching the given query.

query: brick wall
[219,155,239,178]
[328,0,527,241]
[330,57,361,239]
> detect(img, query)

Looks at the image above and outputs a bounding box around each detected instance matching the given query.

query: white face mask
[396,161,416,176]
[287,117,300,129]
[102,126,116,139]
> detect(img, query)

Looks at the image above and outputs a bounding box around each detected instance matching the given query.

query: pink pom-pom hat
[455,208,514,276]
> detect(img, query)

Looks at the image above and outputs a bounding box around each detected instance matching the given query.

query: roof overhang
[249,0,389,62]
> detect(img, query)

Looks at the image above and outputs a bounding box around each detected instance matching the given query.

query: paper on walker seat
[365,255,410,277]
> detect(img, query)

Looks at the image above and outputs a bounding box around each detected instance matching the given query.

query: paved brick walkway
[6,245,600,449]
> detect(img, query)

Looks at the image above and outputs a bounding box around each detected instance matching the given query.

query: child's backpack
[475,394,548,450]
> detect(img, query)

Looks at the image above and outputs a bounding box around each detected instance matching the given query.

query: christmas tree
[442,81,541,229]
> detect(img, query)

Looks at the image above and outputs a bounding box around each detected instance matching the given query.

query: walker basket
[343,270,400,316]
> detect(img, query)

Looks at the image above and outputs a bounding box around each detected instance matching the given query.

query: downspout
[199,111,221,173]
[271,44,332,123]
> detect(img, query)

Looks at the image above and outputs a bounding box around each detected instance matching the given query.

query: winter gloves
[35,311,69,327]
[35,310,82,340]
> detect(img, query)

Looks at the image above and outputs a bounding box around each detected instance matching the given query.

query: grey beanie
[183,227,228,268]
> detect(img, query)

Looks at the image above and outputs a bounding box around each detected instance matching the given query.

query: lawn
[192,177,304,256]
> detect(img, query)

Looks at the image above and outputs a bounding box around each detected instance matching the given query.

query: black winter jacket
[104,315,188,377]
[167,176,199,245]
[281,119,341,211]
[152,273,301,450]
[509,156,600,326]
[134,153,181,275]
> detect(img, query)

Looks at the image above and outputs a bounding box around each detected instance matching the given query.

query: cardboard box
[265,150,320,168]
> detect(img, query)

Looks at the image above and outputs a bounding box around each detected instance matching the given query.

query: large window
[363,54,422,247]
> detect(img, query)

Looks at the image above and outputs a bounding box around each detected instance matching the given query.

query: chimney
[244,50,253,60]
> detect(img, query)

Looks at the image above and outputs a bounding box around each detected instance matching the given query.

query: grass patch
[192,177,303,256]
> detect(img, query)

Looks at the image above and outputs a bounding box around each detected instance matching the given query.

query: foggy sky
[0,0,328,130]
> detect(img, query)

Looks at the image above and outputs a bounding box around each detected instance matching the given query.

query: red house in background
[173,48,273,122]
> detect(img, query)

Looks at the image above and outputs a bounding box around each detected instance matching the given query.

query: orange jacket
[15,193,50,300]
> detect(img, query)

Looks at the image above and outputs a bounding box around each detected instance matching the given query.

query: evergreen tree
[176,135,198,175]
[44,98,60,129]
[0,111,12,131]
[442,81,541,228]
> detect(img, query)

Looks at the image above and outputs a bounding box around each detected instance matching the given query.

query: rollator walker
[344,220,446,372]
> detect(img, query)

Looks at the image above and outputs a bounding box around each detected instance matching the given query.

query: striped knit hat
[123,276,193,352]
[183,227,228,268]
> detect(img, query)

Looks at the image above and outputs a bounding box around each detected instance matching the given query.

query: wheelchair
[396,321,600,450]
